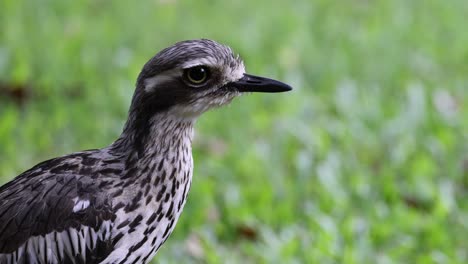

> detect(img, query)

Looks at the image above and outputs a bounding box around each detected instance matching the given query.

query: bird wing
[0,151,118,264]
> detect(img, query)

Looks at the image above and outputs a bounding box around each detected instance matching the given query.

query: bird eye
[184,66,209,86]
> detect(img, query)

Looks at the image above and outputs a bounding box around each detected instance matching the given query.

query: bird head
[131,39,292,120]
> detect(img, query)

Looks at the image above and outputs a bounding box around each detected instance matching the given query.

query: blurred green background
[0,0,467,263]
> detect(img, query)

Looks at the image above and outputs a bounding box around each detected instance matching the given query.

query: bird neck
[110,112,195,160]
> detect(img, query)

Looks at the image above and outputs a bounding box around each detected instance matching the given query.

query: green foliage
[0,0,467,263]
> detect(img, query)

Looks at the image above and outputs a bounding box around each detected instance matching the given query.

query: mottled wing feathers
[0,151,118,263]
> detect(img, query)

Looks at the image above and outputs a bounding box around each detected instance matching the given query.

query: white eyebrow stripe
[144,68,181,92]
[182,57,218,69]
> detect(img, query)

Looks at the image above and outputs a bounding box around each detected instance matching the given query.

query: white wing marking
[72,198,90,213]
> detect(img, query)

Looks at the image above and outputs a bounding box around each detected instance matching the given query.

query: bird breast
[103,123,194,263]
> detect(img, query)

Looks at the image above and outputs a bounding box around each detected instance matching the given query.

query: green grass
[1,0,467,263]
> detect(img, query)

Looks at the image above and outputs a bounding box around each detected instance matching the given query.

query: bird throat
[109,112,195,205]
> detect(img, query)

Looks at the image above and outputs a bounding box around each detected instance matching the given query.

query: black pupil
[189,67,206,82]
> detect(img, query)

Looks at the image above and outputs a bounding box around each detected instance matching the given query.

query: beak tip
[269,81,293,93]
[233,74,293,93]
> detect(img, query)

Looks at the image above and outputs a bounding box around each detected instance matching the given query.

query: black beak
[231,74,292,93]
